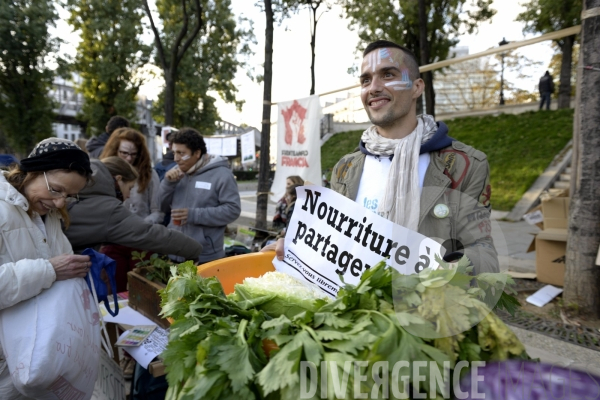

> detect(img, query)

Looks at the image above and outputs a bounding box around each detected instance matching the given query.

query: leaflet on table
[101,304,156,327]
[272,185,443,297]
[117,327,170,369]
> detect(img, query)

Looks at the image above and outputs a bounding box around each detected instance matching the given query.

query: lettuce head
[230,271,330,319]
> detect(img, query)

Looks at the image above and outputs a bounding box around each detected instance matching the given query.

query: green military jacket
[330,140,499,274]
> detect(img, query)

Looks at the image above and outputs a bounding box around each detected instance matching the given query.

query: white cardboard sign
[240,130,256,163]
[91,350,126,400]
[273,186,443,297]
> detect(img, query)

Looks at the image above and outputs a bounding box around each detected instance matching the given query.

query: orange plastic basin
[196,251,276,295]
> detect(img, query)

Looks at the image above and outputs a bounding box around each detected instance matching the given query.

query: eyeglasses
[118,150,138,159]
[44,172,79,204]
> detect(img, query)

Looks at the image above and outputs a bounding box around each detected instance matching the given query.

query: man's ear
[194,149,202,159]
[115,175,123,182]
[411,78,425,100]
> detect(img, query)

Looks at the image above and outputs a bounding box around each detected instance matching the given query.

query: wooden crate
[127,270,169,329]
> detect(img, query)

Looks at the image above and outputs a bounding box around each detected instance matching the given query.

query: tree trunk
[164,69,176,126]
[558,35,575,109]
[309,5,317,95]
[418,0,434,117]
[564,0,600,316]
[255,0,274,230]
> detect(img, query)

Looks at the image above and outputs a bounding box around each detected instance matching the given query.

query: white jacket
[0,172,71,398]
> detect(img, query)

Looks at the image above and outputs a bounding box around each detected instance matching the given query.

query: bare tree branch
[176,0,203,66]
[142,0,167,70]
[170,0,191,70]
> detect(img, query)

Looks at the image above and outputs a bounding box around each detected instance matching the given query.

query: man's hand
[261,238,285,261]
[165,167,184,182]
[171,208,189,225]
[50,254,91,281]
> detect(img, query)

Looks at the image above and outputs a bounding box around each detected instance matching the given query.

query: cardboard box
[535,228,567,287]
[541,196,570,230]
[127,270,169,329]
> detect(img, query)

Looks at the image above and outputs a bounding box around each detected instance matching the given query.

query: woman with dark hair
[280,183,302,235]
[160,127,241,264]
[0,138,95,397]
[65,156,203,292]
[272,175,304,230]
[100,128,163,224]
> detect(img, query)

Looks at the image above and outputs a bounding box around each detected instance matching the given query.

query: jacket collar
[0,171,29,211]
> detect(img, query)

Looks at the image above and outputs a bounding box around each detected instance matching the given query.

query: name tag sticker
[195,181,212,190]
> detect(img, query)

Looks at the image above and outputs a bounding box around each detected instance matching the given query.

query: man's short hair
[106,116,130,135]
[363,40,421,81]
[170,127,207,155]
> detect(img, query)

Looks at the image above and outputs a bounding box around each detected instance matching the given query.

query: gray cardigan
[65,160,202,260]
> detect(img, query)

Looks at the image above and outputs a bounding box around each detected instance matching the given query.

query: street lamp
[498,37,509,106]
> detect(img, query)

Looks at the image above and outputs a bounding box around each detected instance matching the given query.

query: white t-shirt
[355,153,431,214]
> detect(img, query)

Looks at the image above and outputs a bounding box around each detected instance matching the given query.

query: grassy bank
[321,109,574,211]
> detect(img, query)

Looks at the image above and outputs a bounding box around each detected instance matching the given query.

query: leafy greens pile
[159,258,528,400]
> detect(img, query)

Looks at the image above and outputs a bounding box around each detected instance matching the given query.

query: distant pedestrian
[155,130,177,181]
[86,116,130,158]
[538,71,555,111]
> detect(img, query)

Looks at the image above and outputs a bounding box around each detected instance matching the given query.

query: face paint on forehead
[379,48,393,63]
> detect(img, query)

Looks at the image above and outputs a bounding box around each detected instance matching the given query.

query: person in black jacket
[85,116,130,158]
[538,71,555,111]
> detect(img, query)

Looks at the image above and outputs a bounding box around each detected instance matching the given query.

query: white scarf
[361,114,438,230]
[185,153,213,175]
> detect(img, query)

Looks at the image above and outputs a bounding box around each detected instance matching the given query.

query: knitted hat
[20,137,92,175]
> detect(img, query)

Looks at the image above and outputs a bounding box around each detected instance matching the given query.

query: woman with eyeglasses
[64,157,203,292]
[0,138,94,397]
[100,128,163,224]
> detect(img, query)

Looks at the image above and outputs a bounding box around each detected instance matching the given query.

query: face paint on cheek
[182,155,191,161]
[384,69,413,91]
[385,81,412,90]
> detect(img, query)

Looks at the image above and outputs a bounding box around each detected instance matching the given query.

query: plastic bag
[82,248,119,317]
[0,277,101,399]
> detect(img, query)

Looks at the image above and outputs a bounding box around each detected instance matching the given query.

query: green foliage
[321,109,574,211]
[152,0,252,134]
[132,250,174,285]
[161,259,527,399]
[516,0,581,39]
[67,0,151,136]
[339,0,496,83]
[0,0,62,154]
[445,109,573,210]
[547,43,579,97]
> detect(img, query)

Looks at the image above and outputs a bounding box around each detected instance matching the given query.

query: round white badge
[433,204,450,219]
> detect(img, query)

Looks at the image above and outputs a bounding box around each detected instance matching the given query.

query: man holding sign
[273,40,498,276]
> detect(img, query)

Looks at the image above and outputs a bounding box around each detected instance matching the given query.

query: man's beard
[366,103,411,127]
